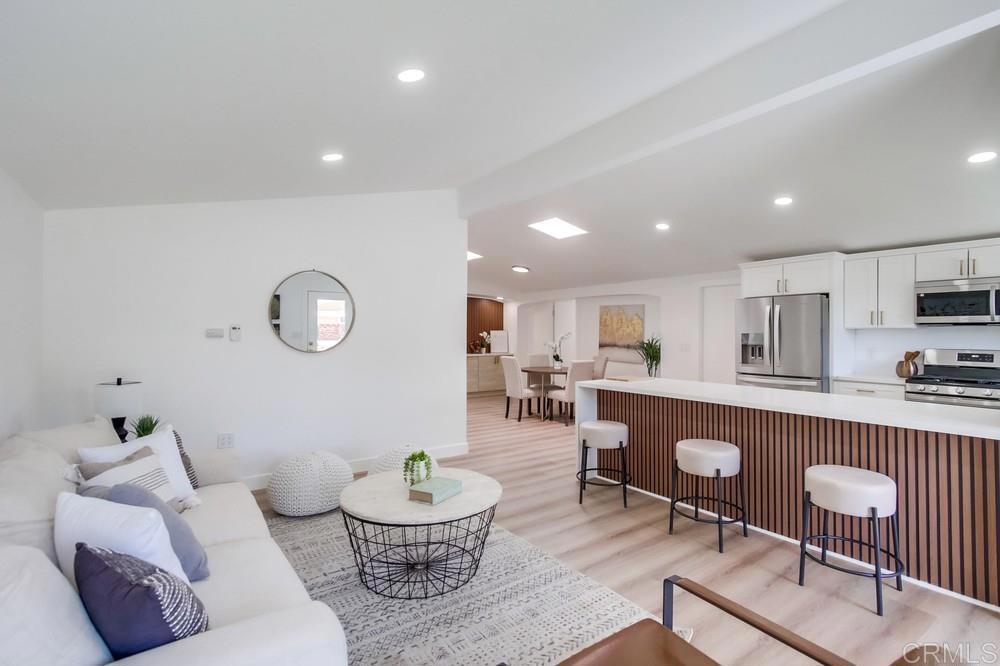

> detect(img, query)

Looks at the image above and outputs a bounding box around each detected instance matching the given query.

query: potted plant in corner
[545,332,572,369]
[635,337,662,377]
[403,450,433,486]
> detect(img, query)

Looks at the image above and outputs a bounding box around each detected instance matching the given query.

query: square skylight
[528,217,588,239]
[467,251,483,261]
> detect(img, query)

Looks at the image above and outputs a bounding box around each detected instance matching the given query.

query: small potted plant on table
[403,450,433,486]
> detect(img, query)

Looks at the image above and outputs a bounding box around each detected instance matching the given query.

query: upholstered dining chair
[547,360,595,426]
[526,353,555,410]
[501,356,543,422]
[592,355,609,380]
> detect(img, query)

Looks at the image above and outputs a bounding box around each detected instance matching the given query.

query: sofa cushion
[75,544,209,660]
[192,538,309,628]
[54,492,188,586]
[2,416,120,464]
[81,484,210,582]
[180,482,269,547]
[0,441,75,561]
[0,544,111,666]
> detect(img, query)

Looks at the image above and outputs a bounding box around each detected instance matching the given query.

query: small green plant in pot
[635,337,662,377]
[403,450,433,486]
[129,414,161,439]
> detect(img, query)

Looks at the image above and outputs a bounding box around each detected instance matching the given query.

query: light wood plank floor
[447,393,1000,665]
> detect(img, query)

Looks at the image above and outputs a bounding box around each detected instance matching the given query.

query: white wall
[41,191,466,480]
[852,327,1000,377]
[0,168,43,439]
[515,271,740,381]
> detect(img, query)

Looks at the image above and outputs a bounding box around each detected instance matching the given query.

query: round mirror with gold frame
[269,270,355,353]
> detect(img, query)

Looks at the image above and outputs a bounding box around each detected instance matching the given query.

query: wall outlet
[217,433,236,449]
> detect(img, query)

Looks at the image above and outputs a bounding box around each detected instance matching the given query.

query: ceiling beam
[458,0,1000,218]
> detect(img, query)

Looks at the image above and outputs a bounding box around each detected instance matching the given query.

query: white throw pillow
[0,544,111,666]
[78,448,179,507]
[0,442,76,562]
[78,427,200,509]
[53,492,189,586]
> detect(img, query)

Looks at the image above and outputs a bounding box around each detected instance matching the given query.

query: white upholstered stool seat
[804,465,896,518]
[676,439,741,478]
[577,420,630,508]
[579,420,629,449]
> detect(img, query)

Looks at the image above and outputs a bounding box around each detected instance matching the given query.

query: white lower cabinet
[832,379,905,400]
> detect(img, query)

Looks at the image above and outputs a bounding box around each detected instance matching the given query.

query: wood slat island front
[575,379,1000,607]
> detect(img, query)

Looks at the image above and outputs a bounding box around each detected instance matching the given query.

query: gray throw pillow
[79,483,209,581]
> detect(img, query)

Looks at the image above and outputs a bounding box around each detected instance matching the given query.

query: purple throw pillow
[74,543,209,659]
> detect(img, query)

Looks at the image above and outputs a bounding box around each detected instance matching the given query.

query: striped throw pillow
[77,447,178,506]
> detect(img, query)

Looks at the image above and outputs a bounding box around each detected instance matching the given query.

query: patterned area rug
[267,510,652,665]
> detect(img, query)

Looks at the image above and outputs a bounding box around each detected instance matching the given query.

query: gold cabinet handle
[784,278,789,292]
[972,258,977,275]
[776,278,781,293]
[960,259,965,276]
[870,310,874,326]
[855,388,876,394]
[880,310,885,326]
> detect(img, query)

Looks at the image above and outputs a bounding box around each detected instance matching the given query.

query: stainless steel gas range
[904,349,1000,409]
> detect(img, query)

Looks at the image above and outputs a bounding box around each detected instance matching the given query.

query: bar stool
[798,464,905,616]
[668,439,748,553]
[577,420,630,508]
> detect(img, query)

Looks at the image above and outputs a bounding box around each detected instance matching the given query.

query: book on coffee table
[409,477,463,505]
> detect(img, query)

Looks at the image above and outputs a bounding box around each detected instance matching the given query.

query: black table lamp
[95,378,143,443]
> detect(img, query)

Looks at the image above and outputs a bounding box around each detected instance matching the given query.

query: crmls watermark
[902,643,1000,664]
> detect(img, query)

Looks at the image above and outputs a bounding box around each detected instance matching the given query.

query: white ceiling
[467,26,1000,294]
[0,0,840,208]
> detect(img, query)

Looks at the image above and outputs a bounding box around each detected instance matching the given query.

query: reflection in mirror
[270,270,355,352]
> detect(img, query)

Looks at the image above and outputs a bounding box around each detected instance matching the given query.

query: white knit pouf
[267,451,354,517]
[371,444,438,479]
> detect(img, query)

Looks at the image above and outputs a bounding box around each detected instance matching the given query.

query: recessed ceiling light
[967,151,997,164]
[528,217,588,239]
[511,265,530,273]
[467,251,482,261]
[397,69,425,83]
[321,153,343,162]
[496,296,504,301]
[774,196,794,206]
[655,222,671,231]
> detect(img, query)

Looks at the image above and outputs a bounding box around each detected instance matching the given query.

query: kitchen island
[576,378,1000,606]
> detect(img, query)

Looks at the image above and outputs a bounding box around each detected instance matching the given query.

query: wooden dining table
[520,365,569,421]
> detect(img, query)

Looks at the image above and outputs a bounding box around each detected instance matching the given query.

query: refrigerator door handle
[763,304,771,365]
[774,304,782,365]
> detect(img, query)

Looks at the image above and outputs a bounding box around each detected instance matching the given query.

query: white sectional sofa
[0,418,348,666]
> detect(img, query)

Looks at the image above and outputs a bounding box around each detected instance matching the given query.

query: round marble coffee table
[339,467,502,599]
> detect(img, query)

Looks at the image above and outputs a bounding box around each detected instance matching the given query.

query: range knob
[986,390,994,397]
[931,386,939,393]
[918,385,926,392]
[955,387,965,395]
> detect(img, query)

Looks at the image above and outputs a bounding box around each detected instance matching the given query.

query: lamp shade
[94,379,143,418]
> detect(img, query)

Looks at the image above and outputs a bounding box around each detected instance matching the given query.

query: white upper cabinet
[741,259,831,298]
[843,254,915,329]
[782,259,831,295]
[843,258,878,328]
[741,264,784,298]
[915,248,968,281]
[876,254,916,328]
[969,244,1000,278]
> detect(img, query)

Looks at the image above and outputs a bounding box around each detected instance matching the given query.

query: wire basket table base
[342,504,497,599]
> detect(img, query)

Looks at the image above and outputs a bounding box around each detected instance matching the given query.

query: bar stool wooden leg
[578,443,588,504]
[798,491,811,586]
[871,506,884,616]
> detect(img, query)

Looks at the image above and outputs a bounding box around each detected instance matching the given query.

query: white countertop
[833,375,906,386]
[578,378,1000,440]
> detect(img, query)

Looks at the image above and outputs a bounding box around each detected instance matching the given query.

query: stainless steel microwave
[914,277,999,324]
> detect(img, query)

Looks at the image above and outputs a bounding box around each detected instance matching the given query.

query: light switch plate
[217,433,235,449]
[205,328,225,338]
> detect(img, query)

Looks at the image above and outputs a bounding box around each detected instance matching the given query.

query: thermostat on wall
[229,325,242,342]
[205,328,225,339]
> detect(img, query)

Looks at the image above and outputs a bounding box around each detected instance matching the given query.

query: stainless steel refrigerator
[735,294,829,392]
